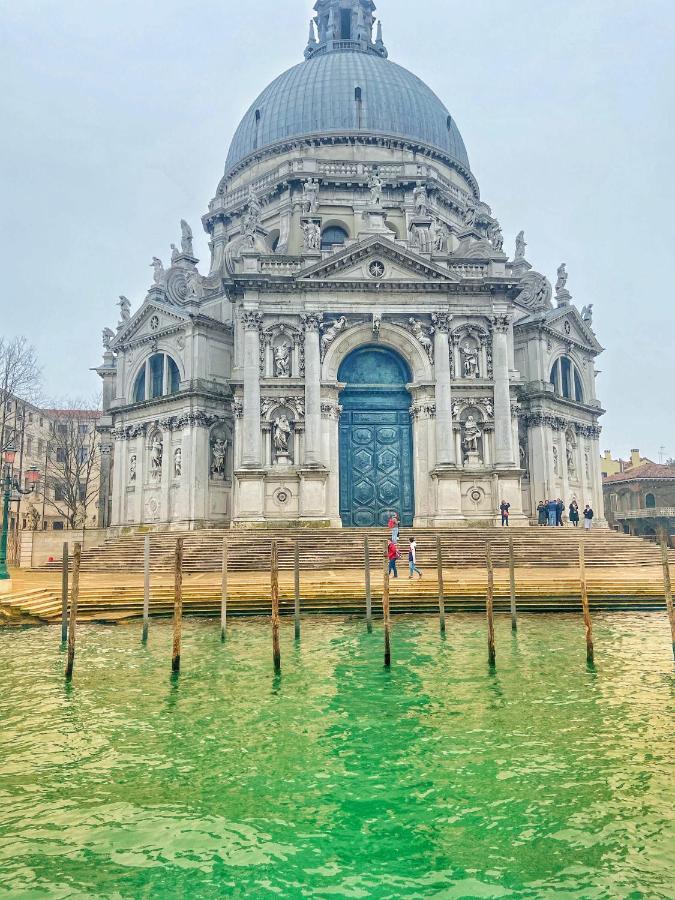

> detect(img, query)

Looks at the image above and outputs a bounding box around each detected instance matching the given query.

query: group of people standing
[386,513,423,580]
[537,498,594,529]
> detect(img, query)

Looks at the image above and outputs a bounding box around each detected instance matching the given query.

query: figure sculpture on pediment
[170,243,180,264]
[301,179,320,214]
[320,316,347,358]
[367,168,383,206]
[173,446,182,478]
[102,327,115,351]
[461,343,480,379]
[487,221,504,252]
[434,219,450,253]
[413,184,429,216]
[151,257,166,286]
[302,220,321,251]
[581,304,594,325]
[273,416,292,460]
[274,342,291,377]
[556,263,568,294]
[180,219,194,256]
[211,438,227,478]
[150,437,163,479]
[118,296,131,325]
[408,317,433,361]
[515,230,526,260]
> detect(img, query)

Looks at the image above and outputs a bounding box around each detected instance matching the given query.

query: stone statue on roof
[180,219,194,256]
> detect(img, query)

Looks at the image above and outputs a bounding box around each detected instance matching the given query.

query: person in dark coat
[537,500,547,526]
[556,498,564,526]
[583,505,594,530]
[569,501,579,526]
[547,499,557,527]
[500,500,511,526]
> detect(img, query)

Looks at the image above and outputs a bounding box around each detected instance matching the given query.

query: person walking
[500,500,511,527]
[547,498,557,527]
[537,500,547,526]
[408,537,423,579]
[387,512,399,543]
[569,501,579,527]
[387,538,399,578]
[583,505,594,530]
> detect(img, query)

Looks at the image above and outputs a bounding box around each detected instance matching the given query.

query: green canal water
[0,614,673,898]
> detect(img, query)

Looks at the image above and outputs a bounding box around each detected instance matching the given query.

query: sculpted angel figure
[118,296,131,324]
[581,304,594,324]
[273,416,292,456]
[320,316,347,357]
[515,230,526,260]
[556,263,568,294]
[170,243,180,264]
[185,269,203,299]
[408,317,433,360]
[180,219,194,256]
[463,199,477,226]
[102,327,115,350]
[487,221,504,252]
[302,220,321,251]
[274,342,291,377]
[150,257,165,285]
[434,219,450,253]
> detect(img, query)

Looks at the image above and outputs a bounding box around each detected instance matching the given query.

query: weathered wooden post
[171,538,183,673]
[486,541,496,667]
[578,537,594,665]
[220,536,228,642]
[142,534,150,643]
[382,541,391,667]
[64,542,81,681]
[364,536,372,633]
[271,540,281,672]
[294,540,301,641]
[60,541,69,644]
[508,535,517,632]
[436,535,446,634]
[659,532,675,659]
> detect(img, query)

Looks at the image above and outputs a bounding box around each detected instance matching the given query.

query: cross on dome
[305,0,387,59]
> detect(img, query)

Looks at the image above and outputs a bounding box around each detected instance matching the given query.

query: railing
[617,507,675,519]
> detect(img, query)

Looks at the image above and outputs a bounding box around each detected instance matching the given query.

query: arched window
[645,493,656,508]
[321,225,348,251]
[550,356,584,402]
[132,353,180,403]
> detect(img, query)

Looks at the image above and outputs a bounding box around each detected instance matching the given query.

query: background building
[603,462,675,542]
[600,448,653,478]
[96,0,605,530]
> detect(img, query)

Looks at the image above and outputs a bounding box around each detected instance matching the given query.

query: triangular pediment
[295,236,461,284]
[517,304,603,353]
[111,299,189,350]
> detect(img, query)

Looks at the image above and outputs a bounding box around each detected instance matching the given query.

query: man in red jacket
[387,539,399,578]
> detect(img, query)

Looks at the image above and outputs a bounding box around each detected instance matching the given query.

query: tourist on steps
[569,501,580,527]
[547,498,557,527]
[556,498,564,527]
[583,505,594,530]
[387,539,400,578]
[537,500,547,525]
[408,538,423,579]
[388,512,400,542]
[500,500,511,526]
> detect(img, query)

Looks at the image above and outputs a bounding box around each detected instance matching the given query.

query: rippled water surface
[0,614,673,898]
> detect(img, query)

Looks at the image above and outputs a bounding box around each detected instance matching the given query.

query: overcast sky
[2,0,674,460]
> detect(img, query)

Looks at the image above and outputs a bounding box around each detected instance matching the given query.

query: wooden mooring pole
[436,535,446,634]
[382,541,391,667]
[508,536,517,632]
[171,538,183,673]
[271,540,281,672]
[220,537,228,642]
[659,533,675,659]
[578,537,594,665]
[64,542,81,681]
[142,534,150,644]
[60,542,69,644]
[486,542,496,667]
[364,536,372,633]
[294,540,301,641]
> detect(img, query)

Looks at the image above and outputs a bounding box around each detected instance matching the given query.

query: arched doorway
[338,345,414,527]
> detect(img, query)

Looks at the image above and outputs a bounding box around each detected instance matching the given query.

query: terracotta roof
[603,462,675,484]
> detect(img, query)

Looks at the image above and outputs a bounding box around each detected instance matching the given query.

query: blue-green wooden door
[338,346,414,528]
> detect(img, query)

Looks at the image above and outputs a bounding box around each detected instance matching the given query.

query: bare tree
[0,336,42,453]
[45,402,102,530]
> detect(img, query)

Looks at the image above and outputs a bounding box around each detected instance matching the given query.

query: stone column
[241,312,262,467]
[302,314,323,466]
[111,428,126,525]
[160,422,173,521]
[433,313,455,466]
[492,315,515,466]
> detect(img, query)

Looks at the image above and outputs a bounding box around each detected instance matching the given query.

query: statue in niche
[173,447,182,478]
[408,317,433,361]
[553,444,559,476]
[211,438,227,478]
[301,179,320,214]
[302,220,321,251]
[129,454,137,483]
[117,296,131,326]
[434,219,450,253]
[487,221,504,252]
[566,441,576,475]
[273,416,292,460]
[463,199,477,227]
[274,342,291,377]
[180,219,194,256]
[413,184,429,216]
[452,401,461,419]
[581,304,594,325]
[556,263,568,294]
[461,343,480,378]
[367,168,383,206]
[320,316,347,358]
[170,243,180,264]
[102,327,115,351]
[150,257,165,285]
[515,230,526,260]
[519,443,527,468]
[462,416,482,460]
[150,437,163,479]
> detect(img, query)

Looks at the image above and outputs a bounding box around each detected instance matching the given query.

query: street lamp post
[0,446,40,590]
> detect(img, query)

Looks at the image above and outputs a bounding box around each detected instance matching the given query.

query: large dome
[225,49,470,174]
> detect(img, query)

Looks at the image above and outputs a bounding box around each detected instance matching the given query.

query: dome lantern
[306,0,387,59]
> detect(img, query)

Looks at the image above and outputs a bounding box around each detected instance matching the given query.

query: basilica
[97,0,605,530]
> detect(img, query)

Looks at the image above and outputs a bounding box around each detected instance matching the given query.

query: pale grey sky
[2,0,674,460]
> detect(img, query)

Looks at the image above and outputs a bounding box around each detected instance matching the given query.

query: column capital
[431,312,452,333]
[301,313,323,333]
[241,310,263,331]
[491,314,511,334]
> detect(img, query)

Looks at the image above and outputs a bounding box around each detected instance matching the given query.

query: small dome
[225,50,470,174]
